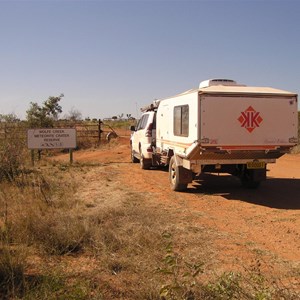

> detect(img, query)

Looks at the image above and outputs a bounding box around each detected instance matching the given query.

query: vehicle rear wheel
[241,170,261,189]
[169,156,187,191]
[131,146,139,163]
[139,151,151,170]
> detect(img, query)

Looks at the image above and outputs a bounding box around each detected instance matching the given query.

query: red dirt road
[53,136,300,286]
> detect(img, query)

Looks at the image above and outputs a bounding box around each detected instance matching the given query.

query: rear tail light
[145,123,153,137]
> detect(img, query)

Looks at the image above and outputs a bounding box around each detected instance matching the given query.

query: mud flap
[172,154,193,186]
[178,166,193,184]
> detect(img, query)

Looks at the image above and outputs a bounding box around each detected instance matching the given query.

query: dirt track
[53,136,300,286]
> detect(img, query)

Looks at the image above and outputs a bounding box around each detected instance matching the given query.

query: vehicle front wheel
[169,156,187,191]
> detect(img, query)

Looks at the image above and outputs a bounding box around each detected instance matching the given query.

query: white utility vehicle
[130,79,298,191]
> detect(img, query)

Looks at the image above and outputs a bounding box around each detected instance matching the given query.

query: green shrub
[157,232,204,300]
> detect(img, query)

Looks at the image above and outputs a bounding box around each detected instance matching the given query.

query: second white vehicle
[130,110,156,169]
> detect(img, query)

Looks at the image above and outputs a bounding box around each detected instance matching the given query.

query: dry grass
[291,145,300,154]
[0,142,299,299]
[0,160,211,299]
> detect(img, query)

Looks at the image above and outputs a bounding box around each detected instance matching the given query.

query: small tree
[26,94,63,128]
[65,107,82,122]
[0,113,20,123]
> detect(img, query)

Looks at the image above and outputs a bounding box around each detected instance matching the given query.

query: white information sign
[27,128,77,149]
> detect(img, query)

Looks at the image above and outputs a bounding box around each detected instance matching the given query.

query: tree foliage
[0,113,20,123]
[65,107,82,122]
[26,94,63,128]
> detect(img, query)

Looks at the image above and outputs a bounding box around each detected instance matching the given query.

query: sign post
[31,149,35,166]
[27,128,77,164]
[69,148,73,164]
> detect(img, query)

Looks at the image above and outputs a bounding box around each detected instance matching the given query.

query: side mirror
[130,125,136,131]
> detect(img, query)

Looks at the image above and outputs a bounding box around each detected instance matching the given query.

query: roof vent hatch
[199,79,244,88]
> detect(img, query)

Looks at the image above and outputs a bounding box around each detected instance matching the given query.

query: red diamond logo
[238,106,263,133]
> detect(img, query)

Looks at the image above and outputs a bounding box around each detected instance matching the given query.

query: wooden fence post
[98,119,102,144]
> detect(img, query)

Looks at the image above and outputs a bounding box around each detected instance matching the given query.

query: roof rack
[140,99,160,112]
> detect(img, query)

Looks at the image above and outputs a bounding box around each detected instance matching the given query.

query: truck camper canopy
[198,85,297,97]
[133,78,298,191]
[156,80,297,103]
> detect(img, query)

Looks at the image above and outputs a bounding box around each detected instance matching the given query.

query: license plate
[247,161,265,169]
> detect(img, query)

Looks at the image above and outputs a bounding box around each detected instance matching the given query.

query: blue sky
[0,0,299,120]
